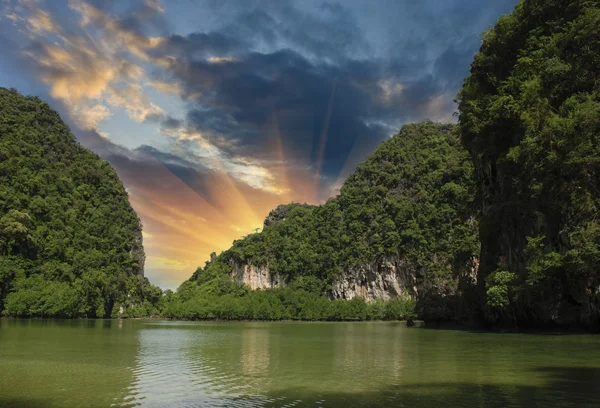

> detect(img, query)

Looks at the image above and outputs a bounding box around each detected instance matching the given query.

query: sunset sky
[0,0,517,289]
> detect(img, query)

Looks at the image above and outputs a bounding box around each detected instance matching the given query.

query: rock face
[229,264,284,290]
[332,255,478,304]
[457,1,600,329]
[331,257,419,301]
[229,255,478,307]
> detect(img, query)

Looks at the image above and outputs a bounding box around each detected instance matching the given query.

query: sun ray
[130,195,233,249]
[331,133,375,194]
[268,110,292,203]
[201,163,264,231]
[138,150,235,223]
[313,80,337,190]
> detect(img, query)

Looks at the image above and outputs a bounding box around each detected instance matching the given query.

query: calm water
[1,320,600,408]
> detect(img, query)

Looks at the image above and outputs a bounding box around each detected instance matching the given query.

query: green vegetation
[163,277,415,321]
[172,0,600,328]
[221,122,477,283]
[166,122,478,322]
[459,0,600,327]
[3,0,600,329]
[0,88,161,318]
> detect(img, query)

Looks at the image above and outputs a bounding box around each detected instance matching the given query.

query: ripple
[3,320,600,407]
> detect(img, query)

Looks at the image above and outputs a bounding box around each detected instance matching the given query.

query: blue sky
[0,0,518,288]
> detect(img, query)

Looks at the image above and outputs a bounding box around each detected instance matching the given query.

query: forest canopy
[2,0,600,329]
[458,0,600,327]
[166,122,479,322]
[0,88,161,318]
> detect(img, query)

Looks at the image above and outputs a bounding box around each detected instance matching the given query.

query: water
[1,320,599,408]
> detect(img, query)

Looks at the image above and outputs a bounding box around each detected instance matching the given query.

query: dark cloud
[0,0,521,287]
[432,36,483,92]
[156,31,245,60]
[160,116,184,129]
[177,50,388,178]
[87,0,171,36]
[144,0,517,188]
[132,145,215,198]
[2,0,519,191]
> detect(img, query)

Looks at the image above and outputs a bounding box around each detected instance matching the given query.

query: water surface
[1,319,599,407]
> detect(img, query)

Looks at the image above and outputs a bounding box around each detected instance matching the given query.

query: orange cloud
[103,129,327,288]
[107,84,164,122]
[3,0,340,289]
[148,80,183,95]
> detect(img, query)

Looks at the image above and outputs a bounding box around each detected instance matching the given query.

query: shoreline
[3,316,598,333]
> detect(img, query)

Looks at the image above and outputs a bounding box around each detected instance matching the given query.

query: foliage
[164,258,416,321]
[0,88,161,317]
[458,0,600,326]
[176,121,477,321]
[202,122,477,286]
[485,271,517,308]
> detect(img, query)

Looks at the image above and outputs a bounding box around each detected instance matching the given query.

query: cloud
[207,56,236,64]
[74,103,112,129]
[144,0,516,186]
[145,128,289,196]
[27,7,57,33]
[148,79,182,95]
[144,0,164,14]
[68,0,164,61]
[0,0,520,288]
[4,0,509,186]
[3,0,170,130]
[107,84,164,122]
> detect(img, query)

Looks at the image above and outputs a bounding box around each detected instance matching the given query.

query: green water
[1,320,599,408]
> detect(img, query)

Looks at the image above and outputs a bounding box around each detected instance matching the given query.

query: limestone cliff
[229,264,284,290]
[227,258,418,300]
[330,257,419,301]
[217,122,478,323]
[228,254,478,312]
[227,258,418,299]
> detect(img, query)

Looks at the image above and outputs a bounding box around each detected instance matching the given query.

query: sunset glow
[0,0,516,288]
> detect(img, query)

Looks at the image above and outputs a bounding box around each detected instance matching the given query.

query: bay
[1,319,599,407]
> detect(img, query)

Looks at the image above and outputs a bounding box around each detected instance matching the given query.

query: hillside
[459,0,600,328]
[0,88,161,318]
[165,122,479,321]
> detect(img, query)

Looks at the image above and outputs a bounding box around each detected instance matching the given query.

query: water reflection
[0,319,140,408]
[2,320,600,408]
[240,325,270,387]
[331,323,406,390]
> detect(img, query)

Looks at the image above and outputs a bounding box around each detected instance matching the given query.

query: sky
[0,0,518,289]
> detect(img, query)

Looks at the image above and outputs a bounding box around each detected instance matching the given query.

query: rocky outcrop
[229,254,478,307]
[227,259,421,299]
[229,264,284,290]
[331,257,420,301]
[470,150,600,329]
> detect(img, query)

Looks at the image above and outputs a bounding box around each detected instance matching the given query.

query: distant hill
[170,122,478,322]
[0,88,161,318]
[148,0,600,329]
